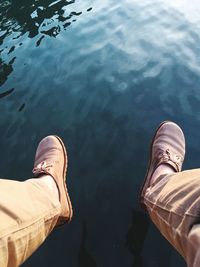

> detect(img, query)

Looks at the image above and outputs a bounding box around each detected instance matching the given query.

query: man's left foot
[33,135,73,225]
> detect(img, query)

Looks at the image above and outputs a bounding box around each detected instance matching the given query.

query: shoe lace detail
[160,148,183,168]
[32,161,53,174]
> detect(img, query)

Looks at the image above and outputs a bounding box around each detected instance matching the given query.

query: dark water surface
[1,0,200,266]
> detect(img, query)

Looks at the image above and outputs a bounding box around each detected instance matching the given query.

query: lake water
[1,0,200,266]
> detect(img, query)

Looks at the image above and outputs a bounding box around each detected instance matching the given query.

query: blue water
[1,0,200,266]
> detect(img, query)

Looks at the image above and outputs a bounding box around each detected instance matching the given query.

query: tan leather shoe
[139,121,185,211]
[32,135,73,225]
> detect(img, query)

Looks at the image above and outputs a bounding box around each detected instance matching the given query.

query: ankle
[150,164,175,186]
[39,175,60,201]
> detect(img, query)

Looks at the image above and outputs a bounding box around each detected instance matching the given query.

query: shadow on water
[126,210,149,267]
[0,58,14,87]
[0,0,92,86]
[2,0,78,38]
[78,221,97,267]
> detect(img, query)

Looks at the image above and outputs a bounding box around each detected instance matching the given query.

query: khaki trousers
[1,170,200,267]
[144,169,200,267]
[0,178,61,267]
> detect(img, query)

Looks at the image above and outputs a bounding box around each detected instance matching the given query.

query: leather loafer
[32,135,73,225]
[139,121,185,211]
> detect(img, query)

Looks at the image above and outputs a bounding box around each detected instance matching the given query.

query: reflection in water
[78,221,97,267]
[0,0,199,266]
[126,210,149,267]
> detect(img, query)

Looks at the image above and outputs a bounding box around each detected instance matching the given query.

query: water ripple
[1,0,200,266]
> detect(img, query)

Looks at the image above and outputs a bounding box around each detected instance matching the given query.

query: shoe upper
[151,121,185,173]
[139,121,185,210]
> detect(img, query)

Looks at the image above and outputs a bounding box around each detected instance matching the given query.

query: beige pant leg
[144,169,200,267]
[0,178,61,267]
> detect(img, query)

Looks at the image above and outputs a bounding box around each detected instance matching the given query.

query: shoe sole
[54,135,73,224]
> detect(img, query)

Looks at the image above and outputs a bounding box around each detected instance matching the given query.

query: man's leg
[0,176,60,267]
[0,136,73,267]
[144,169,200,267]
[140,121,200,267]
